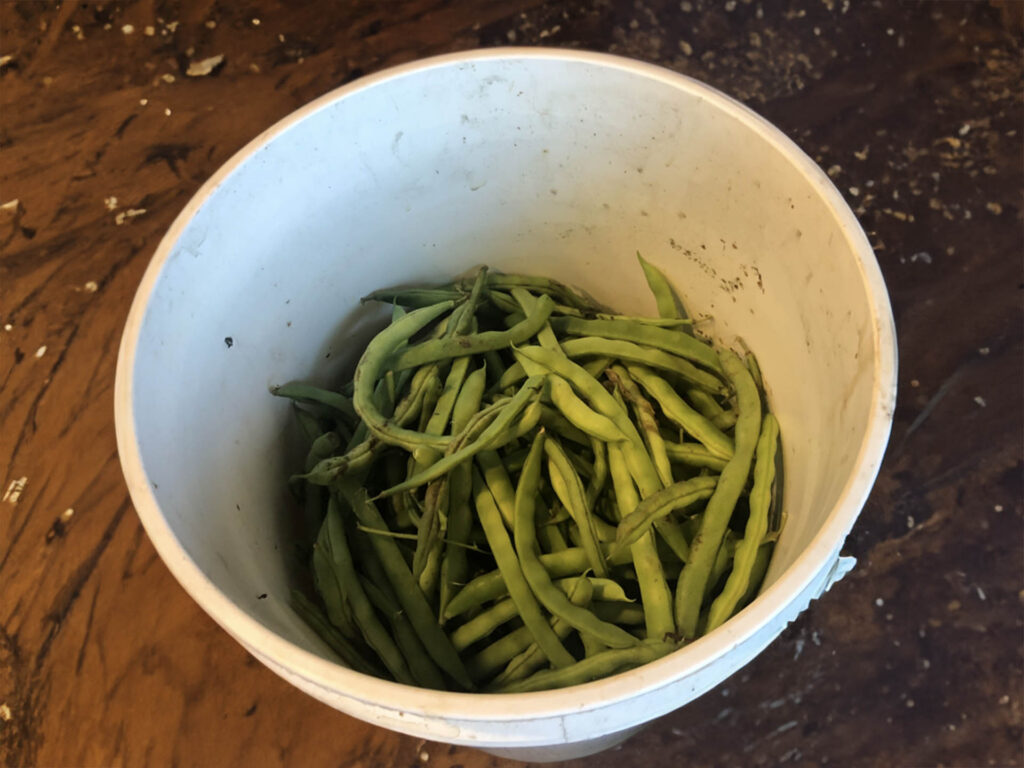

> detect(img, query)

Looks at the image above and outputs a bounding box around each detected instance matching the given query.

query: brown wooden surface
[1,2,1022,766]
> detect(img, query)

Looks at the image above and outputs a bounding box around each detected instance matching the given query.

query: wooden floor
[1,1,1021,766]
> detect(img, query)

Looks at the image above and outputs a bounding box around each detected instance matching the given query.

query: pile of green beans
[274,255,783,693]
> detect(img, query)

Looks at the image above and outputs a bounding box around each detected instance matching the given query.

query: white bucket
[115,49,896,762]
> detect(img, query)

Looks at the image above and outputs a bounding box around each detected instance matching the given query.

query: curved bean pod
[272,382,357,422]
[361,287,465,307]
[608,441,675,641]
[352,300,456,451]
[450,364,487,435]
[663,441,729,472]
[637,252,685,320]
[390,294,555,371]
[626,364,734,460]
[290,591,384,678]
[544,438,608,578]
[686,388,737,430]
[318,497,416,685]
[560,337,725,394]
[516,433,638,648]
[339,486,474,689]
[706,413,779,631]
[472,466,576,669]
[674,349,762,638]
[547,317,721,373]
[548,374,627,442]
[489,578,593,687]
[377,376,543,498]
[606,365,673,487]
[494,641,677,693]
[438,462,473,619]
[613,476,719,556]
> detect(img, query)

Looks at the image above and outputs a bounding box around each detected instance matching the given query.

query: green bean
[274,382,358,424]
[493,361,527,391]
[411,360,474,589]
[514,347,662,502]
[450,597,534,653]
[466,625,535,682]
[597,390,647,498]
[357,558,446,690]
[378,376,543,497]
[585,438,608,510]
[299,439,376,486]
[581,355,612,379]
[338,485,474,689]
[352,300,456,451]
[675,350,762,638]
[510,287,563,352]
[450,364,487,435]
[663,441,729,471]
[415,373,443,432]
[581,632,608,659]
[537,503,570,554]
[704,531,738,603]
[484,288,520,314]
[687,388,737,430]
[451,266,489,336]
[412,476,447,595]
[290,591,384,678]
[476,449,518,529]
[592,601,646,626]
[390,294,555,371]
[500,446,530,474]
[613,476,718,556]
[607,441,675,640]
[311,533,357,639]
[607,365,672,487]
[637,252,683,320]
[547,374,627,442]
[317,496,416,685]
[515,347,635,442]
[560,337,725,394]
[544,438,608,578]
[472,466,576,668]
[484,397,543,448]
[652,517,693,563]
[626,364,734,460]
[744,347,764,392]
[424,356,471,436]
[438,462,473,619]
[547,317,721,374]
[739,542,774,606]
[538,404,591,446]
[299,431,341,531]
[493,354,614,393]
[450,576,619,653]
[483,349,507,386]
[474,273,601,312]
[494,641,676,693]
[706,413,779,631]
[490,577,593,687]
[502,309,527,328]
[553,306,694,328]
[602,386,693,569]
[293,404,326,444]
[516,433,637,648]
[361,286,465,307]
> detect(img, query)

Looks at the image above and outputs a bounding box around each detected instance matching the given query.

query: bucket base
[479,725,644,762]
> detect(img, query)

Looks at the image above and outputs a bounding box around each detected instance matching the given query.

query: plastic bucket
[115,49,896,761]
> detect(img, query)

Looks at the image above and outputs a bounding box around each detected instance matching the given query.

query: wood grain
[1,1,1020,767]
